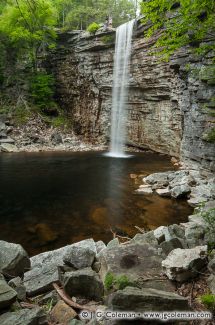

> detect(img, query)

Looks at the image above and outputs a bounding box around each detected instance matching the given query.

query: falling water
[108,20,135,158]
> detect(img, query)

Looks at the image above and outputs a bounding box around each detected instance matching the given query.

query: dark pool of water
[0,151,193,256]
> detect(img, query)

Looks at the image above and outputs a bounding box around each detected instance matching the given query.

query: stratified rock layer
[47,27,215,171]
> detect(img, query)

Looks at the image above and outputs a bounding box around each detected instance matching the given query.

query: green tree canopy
[0,0,57,70]
[141,0,215,59]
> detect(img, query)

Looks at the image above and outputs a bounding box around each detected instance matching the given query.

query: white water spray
[108,20,135,158]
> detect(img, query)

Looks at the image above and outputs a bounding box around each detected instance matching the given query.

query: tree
[141,0,215,59]
[0,0,57,70]
[64,0,136,30]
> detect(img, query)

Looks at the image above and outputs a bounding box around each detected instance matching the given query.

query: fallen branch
[109,227,131,242]
[20,302,38,309]
[52,283,96,312]
[134,226,145,234]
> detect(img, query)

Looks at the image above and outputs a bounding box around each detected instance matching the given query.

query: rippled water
[0,151,193,256]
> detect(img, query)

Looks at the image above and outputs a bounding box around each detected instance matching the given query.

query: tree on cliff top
[141,0,215,59]
[55,0,136,30]
[0,0,57,70]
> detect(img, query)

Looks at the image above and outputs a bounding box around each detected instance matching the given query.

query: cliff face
[48,27,215,171]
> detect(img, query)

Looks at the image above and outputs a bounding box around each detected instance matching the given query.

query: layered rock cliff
[47,25,215,172]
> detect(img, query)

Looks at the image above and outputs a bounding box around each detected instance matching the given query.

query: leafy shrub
[201,294,215,311]
[104,273,136,291]
[30,72,57,114]
[87,22,100,34]
[13,105,32,125]
[115,275,131,290]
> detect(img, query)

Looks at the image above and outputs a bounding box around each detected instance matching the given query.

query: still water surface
[0,151,193,256]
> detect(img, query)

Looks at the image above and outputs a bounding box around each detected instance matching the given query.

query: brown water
[0,151,193,256]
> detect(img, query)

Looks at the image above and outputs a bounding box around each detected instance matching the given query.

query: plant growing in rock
[202,128,215,143]
[104,272,136,291]
[141,0,215,60]
[200,294,215,312]
[87,22,100,34]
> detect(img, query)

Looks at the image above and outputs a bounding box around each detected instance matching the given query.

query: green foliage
[200,294,215,311]
[104,272,135,291]
[13,105,32,125]
[141,0,215,59]
[199,66,215,85]
[63,0,136,30]
[101,34,115,44]
[115,275,131,290]
[0,0,57,69]
[30,72,56,113]
[104,272,114,290]
[87,22,100,34]
[202,128,215,143]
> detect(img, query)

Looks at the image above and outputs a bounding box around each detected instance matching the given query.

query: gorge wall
[47,24,215,172]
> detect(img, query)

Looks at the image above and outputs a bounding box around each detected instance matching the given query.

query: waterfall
[108,20,135,158]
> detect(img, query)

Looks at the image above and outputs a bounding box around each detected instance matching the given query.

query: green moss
[201,294,215,311]
[199,66,215,85]
[202,128,215,143]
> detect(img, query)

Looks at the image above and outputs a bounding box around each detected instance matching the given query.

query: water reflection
[0,151,193,256]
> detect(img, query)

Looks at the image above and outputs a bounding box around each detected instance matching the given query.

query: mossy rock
[199,66,215,85]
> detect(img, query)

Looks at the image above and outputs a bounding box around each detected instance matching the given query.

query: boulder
[171,184,191,198]
[96,241,106,254]
[98,243,165,290]
[51,300,77,324]
[135,185,153,194]
[143,172,174,187]
[182,221,206,248]
[107,238,120,249]
[0,143,18,152]
[108,286,189,311]
[0,307,47,325]
[162,246,207,282]
[20,239,96,296]
[160,238,184,255]
[63,246,96,269]
[155,188,171,197]
[0,241,30,277]
[153,226,171,243]
[63,267,104,301]
[0,274,17,309]
[8,277,26,301]
[130,231,158,247]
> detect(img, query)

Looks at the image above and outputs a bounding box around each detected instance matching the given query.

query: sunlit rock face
[47,25,215,171]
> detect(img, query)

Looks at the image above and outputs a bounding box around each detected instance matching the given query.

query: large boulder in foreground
[0,308,47,325]
[63,245,96,269]
[21,239,97,297]
[0,274,17,310]
[162,246,207,282]
[63,267,104,301]
[108,286,189,312]
[0,241,30,277]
